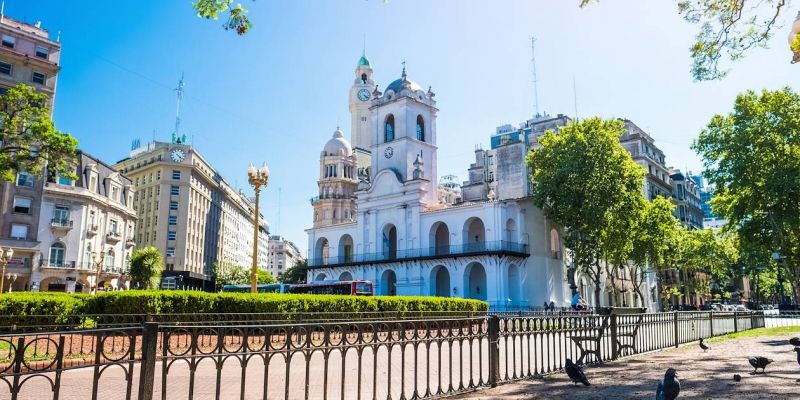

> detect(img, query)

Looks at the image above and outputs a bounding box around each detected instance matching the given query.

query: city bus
[288,280,374,296]
[221,283,291,293]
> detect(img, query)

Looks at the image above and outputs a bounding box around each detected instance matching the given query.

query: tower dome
[323,127,353,156]
[385,66,423,94]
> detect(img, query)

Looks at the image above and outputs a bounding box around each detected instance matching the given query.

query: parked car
[734,304,748,312]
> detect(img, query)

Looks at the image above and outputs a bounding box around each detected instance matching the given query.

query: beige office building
[114,141,269,289]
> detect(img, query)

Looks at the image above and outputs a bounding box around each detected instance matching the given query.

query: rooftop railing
[309,240,529,267]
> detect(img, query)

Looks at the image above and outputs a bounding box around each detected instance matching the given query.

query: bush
[1,291,488,319]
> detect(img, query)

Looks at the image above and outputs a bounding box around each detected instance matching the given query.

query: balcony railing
[106,231,122,243]
[309,240,529,267]
[50,218,73,230]
[40,260,77,269]
[87,224,99,235]
[125,238,135,248]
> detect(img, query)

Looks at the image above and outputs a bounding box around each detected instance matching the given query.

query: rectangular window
[169,201,178,210]
[170,185,179,195]
[111,186,119,201]
[109,219,118,234]
[168,231,177,240]
[166,247,175,256]
[172,170,181,180]
[35,46,48,59]
[0,61,11,76]
[53,205,69,223]
[1,35,15,48]
[16,172,34,187]
[10,224,27,239]
[168,216,177,225]
[13,197,32,214]
[31,72,46,85]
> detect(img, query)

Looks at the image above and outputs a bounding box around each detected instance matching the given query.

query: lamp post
[6,273,17,293]
[772,251,786,304]
[0,247,14,294]
[92,250,107,295]
[790,11,800,63]
[247,163,269,294]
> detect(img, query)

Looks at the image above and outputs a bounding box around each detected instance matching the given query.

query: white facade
[266,235,304,276]
[31,151,136,293]
[305,57,576,309]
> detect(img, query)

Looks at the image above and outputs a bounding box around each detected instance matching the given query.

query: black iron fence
[0,311,773,399]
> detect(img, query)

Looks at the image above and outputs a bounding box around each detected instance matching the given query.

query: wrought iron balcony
[50,218,73,230]
[125,238,135,248]
[41,260,76,269]
[87,224,99,235]
[106,231,122,243]
[308,240,529,268]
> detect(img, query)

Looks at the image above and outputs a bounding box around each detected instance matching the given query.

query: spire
[173,73,185,143]
[401,59,407,80]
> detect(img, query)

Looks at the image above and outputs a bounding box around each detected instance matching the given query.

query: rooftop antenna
[531,36,540,117]
[277,187,282,234]
[1,1,5,24]
[572,75,579,120]
[173,73,185,143]
[56,31,61,43]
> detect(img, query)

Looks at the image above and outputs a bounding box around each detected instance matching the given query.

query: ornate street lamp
[790,12,800,63]
[92,250,107,295]
[247,163,269,293]
[0,247,14,294]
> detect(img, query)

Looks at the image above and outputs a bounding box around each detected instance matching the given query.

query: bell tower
[349,51,376,152]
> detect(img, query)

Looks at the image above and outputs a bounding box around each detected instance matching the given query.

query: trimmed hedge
[0,291,487,319]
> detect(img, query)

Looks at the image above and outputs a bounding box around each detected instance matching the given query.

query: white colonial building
[305,55,578,310]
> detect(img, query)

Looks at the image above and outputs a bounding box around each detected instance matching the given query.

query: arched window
[106,249,115,270]
[49,242,65,267]
[84,243,92,267]
[360,73,367,83]
[416,115,425,141]
[384,114,395,142]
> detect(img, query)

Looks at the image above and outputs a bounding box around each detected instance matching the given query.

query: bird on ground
[564,358,590,386]
[656,368,680,400]
[699,338,709,352]
[733,374,741,382]
[789,337,800,347]
[793,347,800,367]
[748,356,773,374]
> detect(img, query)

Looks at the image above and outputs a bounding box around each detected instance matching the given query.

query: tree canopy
[278,260,308,284]
[581,0,796,80]
[0,84,78,182]
[526,117,646,305]
[128,247,163,290]
[692,87,800,302]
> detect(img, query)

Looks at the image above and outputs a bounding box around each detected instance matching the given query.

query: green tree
[278,260,308,284]
[629,196,680,306]
[692,87,800,303]
[0,84,78,182]
[257,269,277,284]
[211,261,248,291]
[526,117,646,306]
[128,247,163,290]
[580,1,795,80]
[194,0,252,35]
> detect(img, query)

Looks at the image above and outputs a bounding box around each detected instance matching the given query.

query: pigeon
[748,356,773,373]
[789,337,800,347]
[564,358,590,386]
[733,374,741,382]
[656,368,680,400]
[794,347,800,367]
[699,338,709,352]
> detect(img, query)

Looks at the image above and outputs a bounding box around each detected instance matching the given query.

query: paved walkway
[453,329,800,399]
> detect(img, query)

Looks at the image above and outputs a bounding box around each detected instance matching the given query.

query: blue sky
[8,0,796,255]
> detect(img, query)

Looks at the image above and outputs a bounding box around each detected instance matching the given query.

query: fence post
[487,315,501,388]
[709,311,714,337]
[610,314,618,360]
[733,311,738,333]
[138,322,158,400]
[673,312,679,348]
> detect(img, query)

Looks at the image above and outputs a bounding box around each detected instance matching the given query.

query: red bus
[288,280,374,296]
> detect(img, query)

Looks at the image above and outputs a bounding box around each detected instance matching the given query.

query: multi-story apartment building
[669,168,704,230]
[114,140,269,290]
[29,152,136,292]
[619,120,673,201]
[0,17,61,291]
[266,235,304,277]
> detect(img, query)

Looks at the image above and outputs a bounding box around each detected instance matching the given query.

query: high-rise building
[669,168,704,230]
[114,140,269,289]
[266,235,304,277]
[619,120,673,201]
[0,16,61,291]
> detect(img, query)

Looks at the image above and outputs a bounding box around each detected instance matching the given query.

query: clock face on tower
[357,88,371,102]
[384,147,394,159]
[170,149,186,163]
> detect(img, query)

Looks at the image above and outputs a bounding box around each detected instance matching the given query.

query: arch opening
[338,234,354,263]
[380,269,397,296]
[464,262,487,301]
[429,222,450,256]
[382,224,397,260]
[384,114,395,142]
[416,115,425,141]
[430,266,450,297]
[338,271,353,281]
[463,217,486,252]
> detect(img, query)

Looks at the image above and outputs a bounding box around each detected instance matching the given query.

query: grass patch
[706,326,800,343]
